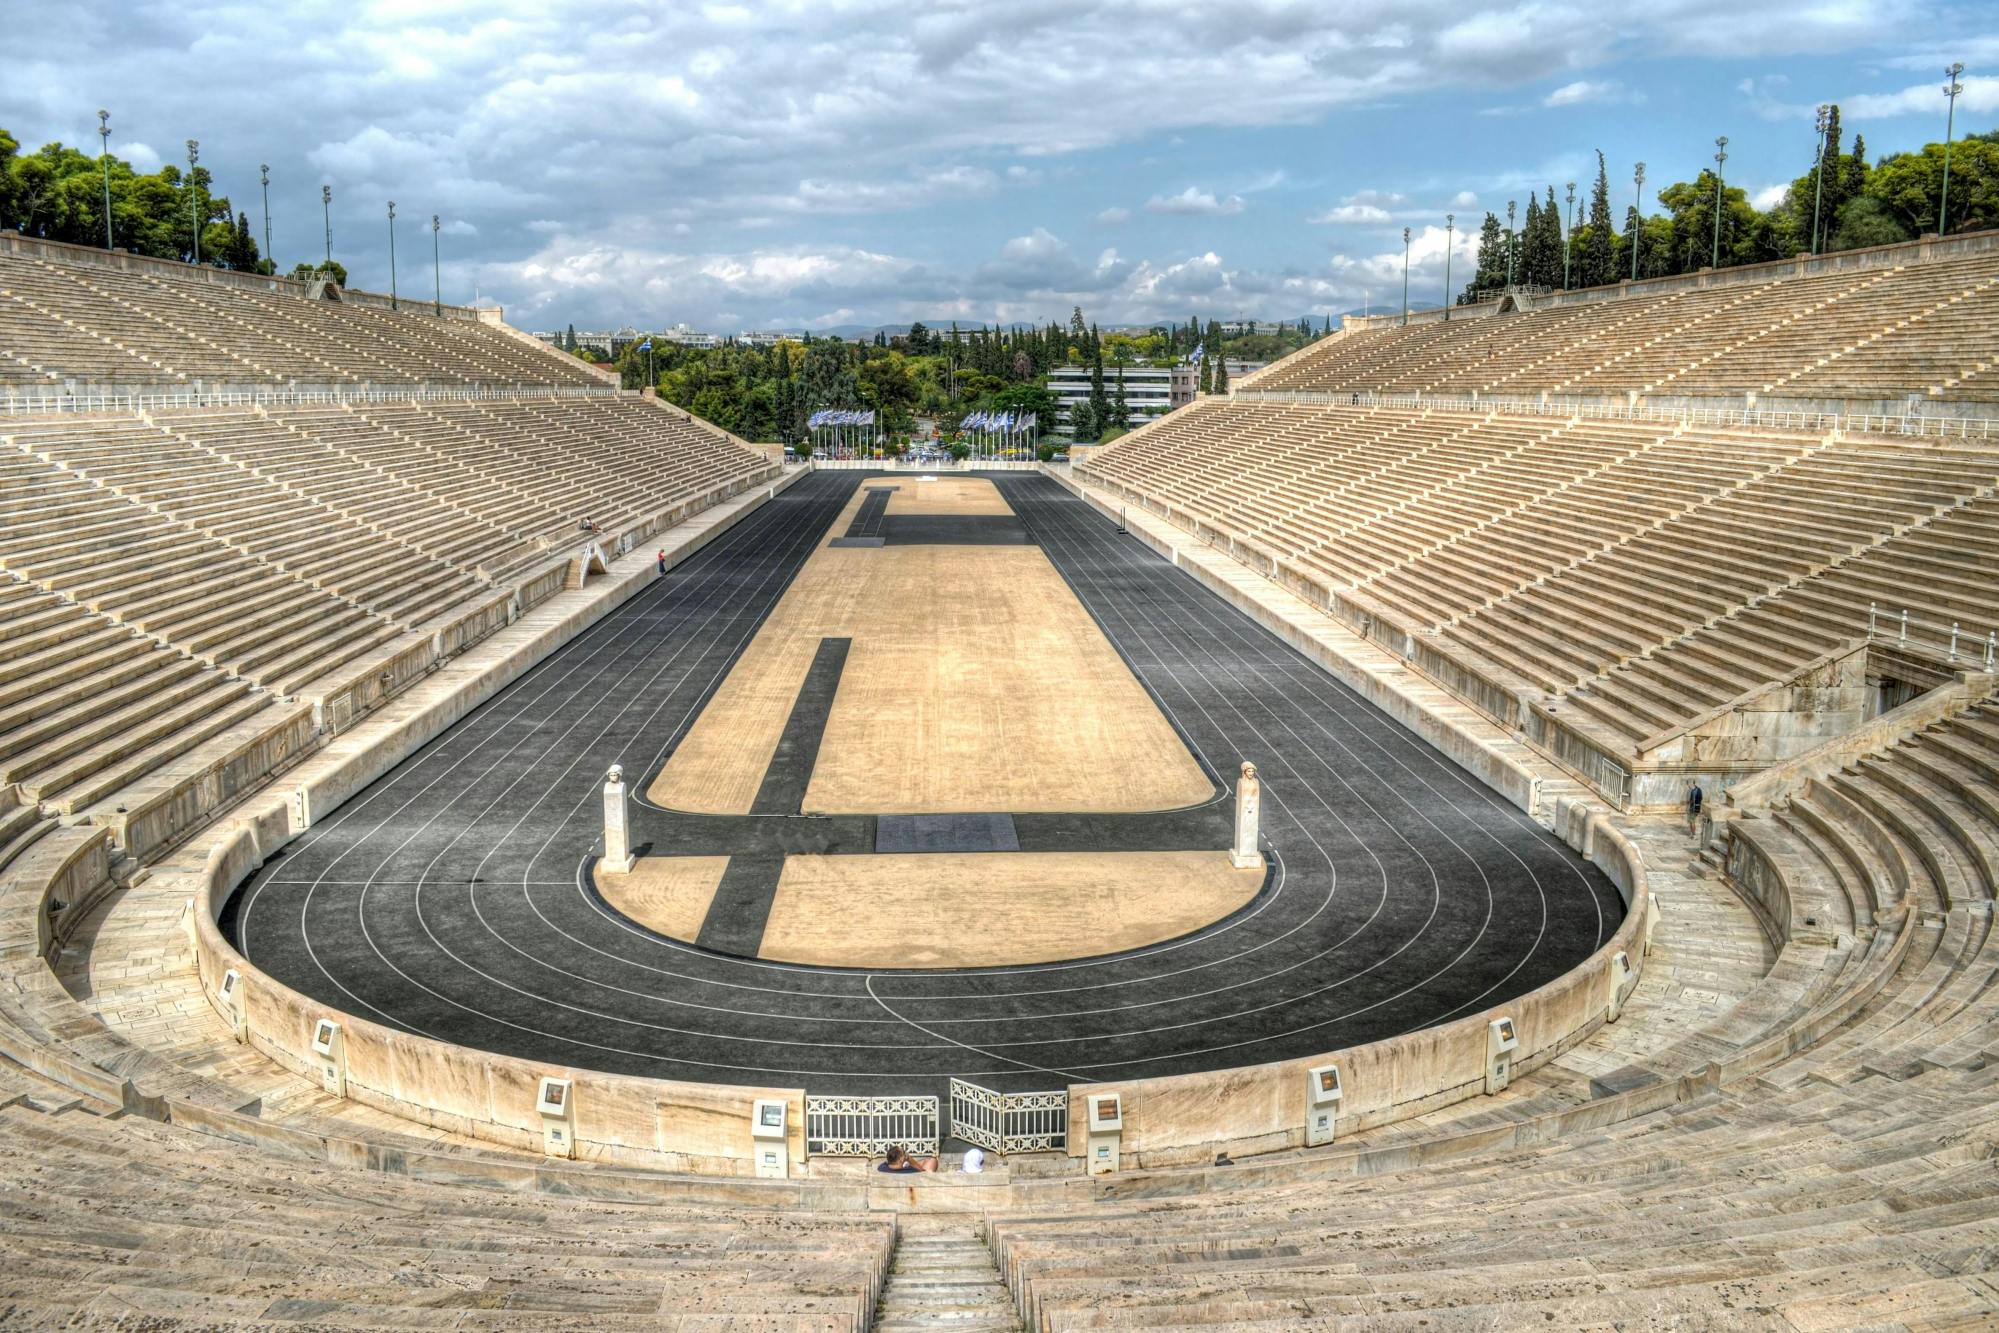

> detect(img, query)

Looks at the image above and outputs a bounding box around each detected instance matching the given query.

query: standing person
[656,549,666,575]
[1686,781,1704,836]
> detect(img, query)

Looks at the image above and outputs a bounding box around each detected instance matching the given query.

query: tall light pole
[1563,181,1576,289]
[321,185,332,269]
[386,200,398,311]
[97,110,114,250]
[259,164,272,270]
[1631,163,1645,281]
[1810,105,1832,255]
[1401,227,1411,325]
[186,139,200,265]
[1711,136,1729,270]
[1506,199,1518,287]
[1443,213,1455,320]
[431,214,441,316]
[1940,63,1965,236]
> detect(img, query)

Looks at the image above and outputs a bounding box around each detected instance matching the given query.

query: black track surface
[227,471,1623,1101]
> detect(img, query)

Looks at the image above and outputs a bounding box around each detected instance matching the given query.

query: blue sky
[3,1,1994,331]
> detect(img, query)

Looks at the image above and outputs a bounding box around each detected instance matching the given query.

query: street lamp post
[321,185,332,268]
[1401,227,1411,326]
[431,215,441,316]
[1564,181,1576,289]
[1810,105,1832,255]
[186,139,200,265]
[1506,199,1517,288]
[1632,163,1645,281]
[1940,63,1965,236]
[1443,214,1455,320]
[259,164,272,270]
[386,201,398,311]
[97,110,114,250]
[1711,136,1729,269]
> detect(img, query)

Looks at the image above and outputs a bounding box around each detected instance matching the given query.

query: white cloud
[1543,79,1636,108]
[1095,206,1131,225]
[1146,186,1246,216]
[1752,183,1791,210]
[114,140,162,171]
[0,0,1933,326]
[1450,191,1480,209]
[1845,74,1999,119]
[1312,203,1393,224]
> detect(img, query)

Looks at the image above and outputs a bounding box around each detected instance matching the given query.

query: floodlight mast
[186,139,200,265]
[1401,227,1411,326]
[260,164,272,269]
[1940,63,1965,235]
[1564,181,1576,289]
[387,201,398,311]
[1631,164,1645,281]
[322,185,333,267]
[432,215,442,316]
[1506,199,1517,288]
[1443,214,1454,320]
[1810,105,1831,256]
[97,111,114,250]
[1711,136,1729,269]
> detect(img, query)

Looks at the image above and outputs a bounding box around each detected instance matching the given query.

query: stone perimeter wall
[1046,465,1655,1168]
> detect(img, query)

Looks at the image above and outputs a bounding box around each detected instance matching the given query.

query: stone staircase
[875,1217,1021,1331]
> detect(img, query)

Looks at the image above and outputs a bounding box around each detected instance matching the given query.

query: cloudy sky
[4,1,1993,332]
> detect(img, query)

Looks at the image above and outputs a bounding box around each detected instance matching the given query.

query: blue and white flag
[637,339,653,352]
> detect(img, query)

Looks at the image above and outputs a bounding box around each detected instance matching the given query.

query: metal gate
[804,1094,938,1157]
[949,1078,1068,1154]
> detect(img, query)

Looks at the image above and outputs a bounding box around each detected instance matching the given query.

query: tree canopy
[2,129,285,273]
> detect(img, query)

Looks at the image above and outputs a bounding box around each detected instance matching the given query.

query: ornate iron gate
[949,1078,1068,1154]
[804,1094,938,1157]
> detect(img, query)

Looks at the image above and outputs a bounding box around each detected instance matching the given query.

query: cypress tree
[1464,213,1504,302]
[1582,151,1615,288]
[1087,340,1108,431]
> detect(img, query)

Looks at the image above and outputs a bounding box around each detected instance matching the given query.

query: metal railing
[1228,387,1999,439]
[0,382,622,416]
[1869,603,1999,671]
[948,1079,1068,1154]
[804,1094,939,1157]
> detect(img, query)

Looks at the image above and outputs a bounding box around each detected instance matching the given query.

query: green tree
[289,259,348,285]
[1461,211,1503,303]
[1111,366,1129,431]
[1829,195,1915,251]
[1864,137,1999,236]
[1580,151,1615,288]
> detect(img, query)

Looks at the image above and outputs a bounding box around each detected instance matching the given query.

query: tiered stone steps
[1084,398,1999,753]
[0,1061,893,1330]
[1239,245,1999,406]
[875,1218,1021,1331]
[0,248,607,391]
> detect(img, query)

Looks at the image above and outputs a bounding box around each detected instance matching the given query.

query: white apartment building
[1045,364,1195,428]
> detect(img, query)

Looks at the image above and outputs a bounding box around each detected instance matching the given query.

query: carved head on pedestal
[1241,761,1257,781]
[605,763,624,786]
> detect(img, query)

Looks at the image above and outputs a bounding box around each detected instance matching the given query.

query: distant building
[737,330,797,347]
[1046,365,1195,429]
[663,324,721,349]
[530,326,639,357]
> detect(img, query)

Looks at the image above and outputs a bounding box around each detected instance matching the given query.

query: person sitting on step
[877,1144,936,1173]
